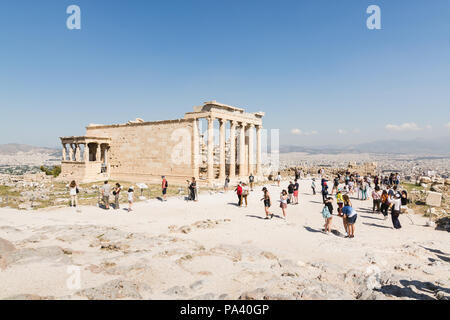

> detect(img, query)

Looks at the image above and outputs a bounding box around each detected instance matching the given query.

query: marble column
[62,144,66,161]
[229,121,236,179]
[104,146,108,165]
[83,144,89,162]
[96,144,101,162]
[256,125,262,176]
[75,144,81,162]
[207,117,215,182]
[219,119,226,180]
[68,144,74,161]
[248,124,255,175]
[192,118,200,179]
[239,122,246,177]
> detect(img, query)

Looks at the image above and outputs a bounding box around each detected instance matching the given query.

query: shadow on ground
[376,280,450,300]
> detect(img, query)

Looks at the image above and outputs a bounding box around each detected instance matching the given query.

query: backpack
[322,206,331,218]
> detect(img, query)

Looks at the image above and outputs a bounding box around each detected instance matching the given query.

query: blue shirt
[342,205,356,218]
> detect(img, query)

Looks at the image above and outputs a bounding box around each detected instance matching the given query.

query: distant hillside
[281,136,450,156]
[0,144,59,155]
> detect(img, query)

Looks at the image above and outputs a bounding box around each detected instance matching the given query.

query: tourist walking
[361,179,368,200]
[242,183,249,207]
[69,180,78,207]
[224,175,230,192]
[295,169,300,181]
[389,192,402,229]
[127,186,134,212]
[261,187,272,219]
[100,181,111,209]
[372,185,381,213]
[293,179,299,205]
[249,173,255,191]
[380,190,389,219]
[113,183,122,209]
[235,182,243,207]
[276,172,282,187]
[331,176,339,195]
[161,176,168,201]
[189,177,197,201]
[311,178,316,195]
[280,190,288,219]
[288,181,294,204]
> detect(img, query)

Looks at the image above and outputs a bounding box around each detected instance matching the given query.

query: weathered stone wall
[86,120,194,183]
[60,162,107,182]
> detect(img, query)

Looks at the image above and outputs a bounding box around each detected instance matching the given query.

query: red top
[236,185,243,195]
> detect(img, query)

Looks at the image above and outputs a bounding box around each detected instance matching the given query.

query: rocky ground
[0,180,449,300]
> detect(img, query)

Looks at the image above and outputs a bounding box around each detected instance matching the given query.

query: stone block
[426,191,442,207]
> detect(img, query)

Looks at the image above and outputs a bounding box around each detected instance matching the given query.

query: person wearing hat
[260,187,272,219]
[127,186,134,212]
[389,192,402,229]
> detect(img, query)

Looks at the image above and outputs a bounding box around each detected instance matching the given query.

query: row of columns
[62,142,106,163]
[195,117,262,181]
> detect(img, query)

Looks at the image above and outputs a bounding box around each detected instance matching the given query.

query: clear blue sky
[0,0,449,147]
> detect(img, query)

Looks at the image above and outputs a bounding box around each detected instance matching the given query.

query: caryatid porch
[184,101,264,183]
[60,136,111,182]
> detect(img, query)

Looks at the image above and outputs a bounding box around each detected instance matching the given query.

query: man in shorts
[101,180,111,209]
[249,173,255,191]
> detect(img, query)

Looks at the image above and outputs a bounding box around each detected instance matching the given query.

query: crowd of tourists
[317,171,409,238]
[67,170,409,239]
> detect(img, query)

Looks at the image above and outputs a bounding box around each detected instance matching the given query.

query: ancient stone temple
[59,101,264,185]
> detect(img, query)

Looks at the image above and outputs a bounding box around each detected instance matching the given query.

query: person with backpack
[161,176,168,201]
[69,180,78,207]
[235,182,243,207]
[287,181,294,204]
[322,197,334,234]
